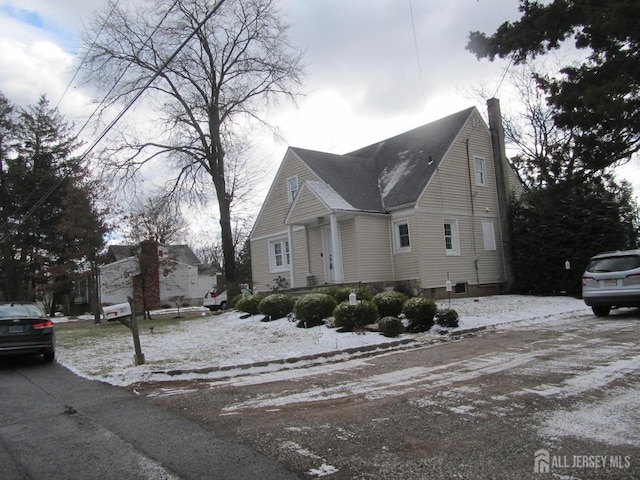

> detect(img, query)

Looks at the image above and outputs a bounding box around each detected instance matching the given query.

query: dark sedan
[0,302,55,362]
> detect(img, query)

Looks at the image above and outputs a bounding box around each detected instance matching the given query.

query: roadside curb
[148,326,496,381]
[151,337,422,379]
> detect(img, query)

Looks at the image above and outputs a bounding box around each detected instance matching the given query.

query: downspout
[465,139,480,287]
[487,98,515,291]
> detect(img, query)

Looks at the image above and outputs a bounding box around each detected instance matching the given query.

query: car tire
[592,306,611,317]
[220,301,227,310]
[43,351,55,363]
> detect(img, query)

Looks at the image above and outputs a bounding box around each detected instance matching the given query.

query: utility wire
[54,0,122,111]
[409,0,427,115]
[492,54,515,98]
[0,0,169,241]
[0,0,227,245]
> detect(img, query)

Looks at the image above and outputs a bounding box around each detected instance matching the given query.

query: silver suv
[582,250,640,316]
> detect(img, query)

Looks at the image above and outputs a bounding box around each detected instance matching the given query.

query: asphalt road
[139,309,640,479]
[0,356,300,480]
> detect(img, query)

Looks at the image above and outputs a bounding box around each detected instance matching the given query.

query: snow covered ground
[54,295,591,387]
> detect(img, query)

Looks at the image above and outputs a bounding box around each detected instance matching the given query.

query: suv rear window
[587,255,640,273]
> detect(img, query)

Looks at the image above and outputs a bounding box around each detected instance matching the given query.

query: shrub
[312,286,340,299]
[258,294,295,320]
[378,316,405,337]
[334,288,352,304]
[403,296,437,332]
[313,286,373,303]
[235,294,265,316]
[230,294,242,308]
[372,291,408,318]
[293,293,337,328]
[435,308,460,328]
[337,286,373,303]
[393,281,415,298]
[333,300,378,331]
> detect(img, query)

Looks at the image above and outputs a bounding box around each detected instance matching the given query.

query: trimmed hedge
[333,300,378,331]
[403,296,437,332]
[435,308,460,328]
[378,316,405,337]
[258,294,295,320]
[372,291,408,318]
[293,293,337,328]
[312,286,373,303]
[235,294,266,316]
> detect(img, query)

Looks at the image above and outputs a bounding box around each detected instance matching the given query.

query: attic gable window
[287,176,299,204]
[443,219,460,256]
[474,157,486,186]
[393,219,411,252]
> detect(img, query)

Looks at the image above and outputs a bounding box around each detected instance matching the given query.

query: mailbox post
[102,300,145,365]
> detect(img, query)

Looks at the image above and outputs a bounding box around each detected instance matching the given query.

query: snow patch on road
[538,384,640,447]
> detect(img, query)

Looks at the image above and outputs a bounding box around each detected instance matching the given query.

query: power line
[54,0,122,111]
[0,0,227,246]
[492,54,515,98]
[409,0,427,114]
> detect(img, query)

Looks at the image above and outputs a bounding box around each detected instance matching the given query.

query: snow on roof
[306,180,355,211]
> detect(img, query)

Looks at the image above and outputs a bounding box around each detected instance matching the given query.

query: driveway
[136,309,640,479]
[0,358,300,480]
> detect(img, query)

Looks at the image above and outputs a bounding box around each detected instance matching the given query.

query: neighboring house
[250,99,523,297]
[100,241,219,311]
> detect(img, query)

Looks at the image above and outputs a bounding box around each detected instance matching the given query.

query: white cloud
[0,0,637,238]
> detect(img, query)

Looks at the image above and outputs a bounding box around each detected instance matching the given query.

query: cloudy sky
[1,0,638,230]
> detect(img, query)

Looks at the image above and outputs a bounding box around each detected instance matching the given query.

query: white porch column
[288,224,295,289]
[329,213,344,283]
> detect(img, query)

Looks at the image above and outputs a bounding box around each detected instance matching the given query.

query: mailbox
[102,302,132,320]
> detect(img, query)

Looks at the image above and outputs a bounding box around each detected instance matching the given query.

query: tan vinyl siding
[291,227,309,288]
[307,225,325,284]
[339,219,357,282]
[354,216,393,282]
[416,112,505,288]
[252,150,319,239]
[287,186,330,225]
[250,237,289,293]
[390,214,421,281]
[251,150,320,289]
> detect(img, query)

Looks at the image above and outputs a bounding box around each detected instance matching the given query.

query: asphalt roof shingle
[291,107,474,212]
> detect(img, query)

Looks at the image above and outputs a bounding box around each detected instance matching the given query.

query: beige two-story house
[250,100,522,297]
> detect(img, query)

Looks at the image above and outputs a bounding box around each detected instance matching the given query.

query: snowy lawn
[54,295,591,387]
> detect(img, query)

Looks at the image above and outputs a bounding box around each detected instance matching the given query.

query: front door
[321,226,335,283]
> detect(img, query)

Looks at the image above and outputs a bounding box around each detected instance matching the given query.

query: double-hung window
[393,219,411,252]
[287,176,299,204]
[474,157,486,186]
[443,219,460,256]
[269,238,290,272]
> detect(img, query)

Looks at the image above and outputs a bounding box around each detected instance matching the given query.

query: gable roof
[290,149,384,212]
[106,243,203,266]
[291,106,476,212]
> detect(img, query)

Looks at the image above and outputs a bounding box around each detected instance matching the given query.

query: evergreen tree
[467,0,640,169]
[0,93,109,310]
[510,178,639,295]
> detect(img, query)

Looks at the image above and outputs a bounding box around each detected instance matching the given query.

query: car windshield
[0,303,47,318]
[587,255,640,273]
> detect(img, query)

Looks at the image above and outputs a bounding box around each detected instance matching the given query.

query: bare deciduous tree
[82,0,304,294]
[126,194,188,244]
